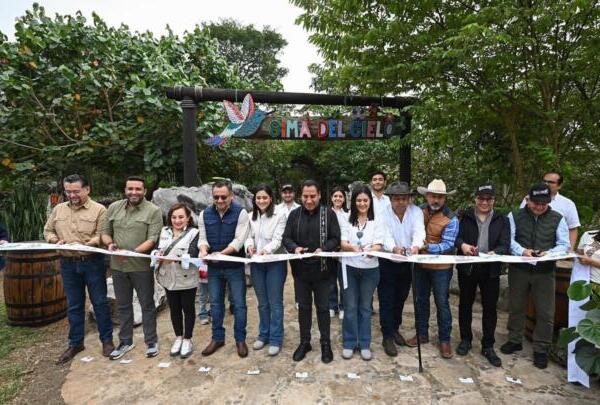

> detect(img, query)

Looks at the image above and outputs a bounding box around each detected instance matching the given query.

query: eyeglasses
[213,195,228,201]
[543,179,558,185]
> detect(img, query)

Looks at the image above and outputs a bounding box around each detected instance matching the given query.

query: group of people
[39,170,589,373]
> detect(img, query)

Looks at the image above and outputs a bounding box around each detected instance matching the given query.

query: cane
[407,250,424,373]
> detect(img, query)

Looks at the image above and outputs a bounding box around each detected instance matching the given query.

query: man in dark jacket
[282,179,340,363]
[454,183,510,367]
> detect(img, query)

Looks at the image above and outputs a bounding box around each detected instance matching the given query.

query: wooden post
[181,97,199,186]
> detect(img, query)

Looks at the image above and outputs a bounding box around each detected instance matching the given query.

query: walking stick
[409,258,424,373]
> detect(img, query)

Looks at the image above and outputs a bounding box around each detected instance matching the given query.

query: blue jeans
[415,267,453,343]
[342,265,380,350]
[328,261,344,312]
[250,261,287,346]
[60,254,112,347]
[208,265,247,342]
[196,282,210,320]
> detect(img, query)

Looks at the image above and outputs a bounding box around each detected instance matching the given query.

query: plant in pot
[558,280,600,376]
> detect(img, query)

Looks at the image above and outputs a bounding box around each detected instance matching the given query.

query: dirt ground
[2,272,599,404]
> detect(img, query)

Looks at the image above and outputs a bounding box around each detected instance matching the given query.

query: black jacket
[455,208,510,276]
[282,205,340,281]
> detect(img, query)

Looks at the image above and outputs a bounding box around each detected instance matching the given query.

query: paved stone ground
[61,274,598,404]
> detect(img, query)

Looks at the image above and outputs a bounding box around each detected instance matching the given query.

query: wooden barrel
[3,251,67,326]
[525,261,571,340]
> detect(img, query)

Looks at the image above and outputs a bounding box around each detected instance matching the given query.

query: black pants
[166,288,197,339]
[458,265,500,348]
[294,276,331,343]
[377,259,412,339]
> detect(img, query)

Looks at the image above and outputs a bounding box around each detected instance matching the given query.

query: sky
[0,0,322,92]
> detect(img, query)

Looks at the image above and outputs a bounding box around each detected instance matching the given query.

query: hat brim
[417,186,457,196]
[384,190,414,196]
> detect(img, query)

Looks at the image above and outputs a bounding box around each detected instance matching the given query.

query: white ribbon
[0,242,578,267]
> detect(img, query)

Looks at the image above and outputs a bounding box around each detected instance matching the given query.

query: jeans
[415,266,453,343]
[294,275,331,343]
[208,265,247,342]
[60,254,112,347]
[377,259,412,339]
[251,261,287,346]
[328,261,344,312]
[112,269,157,345]
[342,265,380,349]
[458,265,500,348]
[196,282,210,320]
[166,288,197,339]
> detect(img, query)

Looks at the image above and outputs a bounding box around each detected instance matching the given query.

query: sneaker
[180,340,193,359]
[253,340,266,350]
[342,349,353,359]
[170,338,183,357]
[338,310,344,320]
[360,349,372,361]
[295,302,299,310]
[329,309,335,318]
[456,340,472,356]
[199,318,209,325]
[146,343,159,358]
[268,346,280,356]
[109,342,135,360]
[500,341,523,355]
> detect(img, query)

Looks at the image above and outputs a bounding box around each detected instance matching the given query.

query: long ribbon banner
[0,242,578,267]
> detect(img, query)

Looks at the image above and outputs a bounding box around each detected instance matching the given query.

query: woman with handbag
[155,203,199,359]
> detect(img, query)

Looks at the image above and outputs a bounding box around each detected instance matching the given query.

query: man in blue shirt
[406,179,459,359]
[501,183,569,369]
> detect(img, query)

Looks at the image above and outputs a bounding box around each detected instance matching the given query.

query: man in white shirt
[519,171,580,249]
[370,171,391,220]
[274,183,300,219]
[378,182,425,357]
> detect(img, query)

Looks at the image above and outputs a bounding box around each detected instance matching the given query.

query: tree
[202,19,288,90]
[292,0,600,215]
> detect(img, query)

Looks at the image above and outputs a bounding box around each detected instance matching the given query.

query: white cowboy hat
[417,179,457,196]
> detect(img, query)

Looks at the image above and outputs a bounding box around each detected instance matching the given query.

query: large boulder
[152,183,253,219]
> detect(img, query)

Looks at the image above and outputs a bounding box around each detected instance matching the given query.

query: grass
[0,302,42,403]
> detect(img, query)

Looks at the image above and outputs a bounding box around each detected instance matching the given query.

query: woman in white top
[155,203,200,359]
[245,184,287,356]
[340,185,385,360]
[328,186,349,320]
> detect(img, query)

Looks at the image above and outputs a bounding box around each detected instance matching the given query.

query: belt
[61,254,100,262]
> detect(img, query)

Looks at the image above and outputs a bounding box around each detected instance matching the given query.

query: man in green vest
[500,183,570,369]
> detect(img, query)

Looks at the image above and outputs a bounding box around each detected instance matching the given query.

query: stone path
[61,275,598,404]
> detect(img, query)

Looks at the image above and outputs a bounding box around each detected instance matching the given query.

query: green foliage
[0,182,47,242]
[202,19,288,90]
[0,5,287,190]
[292,0,600,214]
[560,281,600,376]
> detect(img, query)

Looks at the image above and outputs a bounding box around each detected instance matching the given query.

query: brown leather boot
[439,342,453,359]
[201,340,225,356]
[56,345,85,365]
[102,341,115,357]
[236,341,248,358]
[405,335,429,348]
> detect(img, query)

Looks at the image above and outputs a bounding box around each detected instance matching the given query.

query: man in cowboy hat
[501,183,569,369]
[379,182,426,356]
[405,179,459,359]
[454,183,510,367]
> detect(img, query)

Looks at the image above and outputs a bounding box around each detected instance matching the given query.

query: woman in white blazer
[245,184,287,356]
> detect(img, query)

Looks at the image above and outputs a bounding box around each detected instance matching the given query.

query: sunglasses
[213,195,228,201]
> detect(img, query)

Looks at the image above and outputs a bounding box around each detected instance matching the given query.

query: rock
[151,183,253,219]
